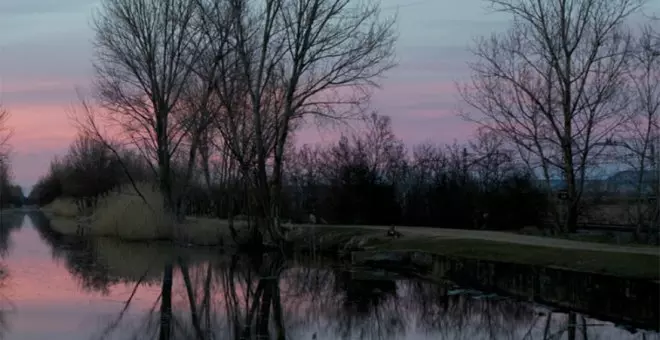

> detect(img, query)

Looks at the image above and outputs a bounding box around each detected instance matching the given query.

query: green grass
[518,226,658,247]
[560,233,656,246]
[286,226,380,251]
[371,236,660,279]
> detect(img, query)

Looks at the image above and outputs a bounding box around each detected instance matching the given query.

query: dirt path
[310,224,660,256]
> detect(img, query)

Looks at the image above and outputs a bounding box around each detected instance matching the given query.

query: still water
[0,210,655,339]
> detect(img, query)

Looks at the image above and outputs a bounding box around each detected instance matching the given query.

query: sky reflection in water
[0,211,654,340]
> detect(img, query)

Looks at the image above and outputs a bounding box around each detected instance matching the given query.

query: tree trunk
[159,263,173,340]
[157,112,175,219]
[566,200,579,233]
[563,138,579,234]
[567,312,577,340]
[180,259,204,340]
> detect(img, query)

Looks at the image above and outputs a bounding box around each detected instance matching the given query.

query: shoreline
[38,211,660,280]
[19,211,660,334]
[350,249,660,331]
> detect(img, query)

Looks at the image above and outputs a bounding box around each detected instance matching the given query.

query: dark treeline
[26,136,152,211]
[0,109,24,209]
[0,167,24,209]
[0,165,26,209]
[27,113,548,231]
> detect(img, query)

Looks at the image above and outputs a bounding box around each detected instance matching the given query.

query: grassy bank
[517,226,659,247]
[371,236,660,279]
[39,194,659,279]
[273,225,660,279]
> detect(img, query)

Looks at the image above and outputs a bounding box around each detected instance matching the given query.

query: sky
[0,0,657,192]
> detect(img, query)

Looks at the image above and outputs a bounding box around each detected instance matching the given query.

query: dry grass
[89,182,175,240]
[581,201,657,225]
[41,195,369,247]
[42,186,254,245]
[44,183,175,241]
[42,198,79,218]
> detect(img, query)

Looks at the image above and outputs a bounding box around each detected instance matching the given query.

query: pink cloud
[11,149,67,187]
[9,104,76,148]
[375,80,462,111]
[1,68,478,189]
[371,80,476,143]
[1,99,76,187]
[292,77,476,150]
[393,117,474,145]
[12,137,72,152]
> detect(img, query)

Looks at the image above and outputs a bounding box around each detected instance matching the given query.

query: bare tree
[460,0,644,232]
[0,108,11,159]
[356,113,407,182]
[0,107,13,210]
[320,113,405,182]
[467,128,517,189]
[616,24,660,237]
[82,0,202,219]
[644,13,660,55]
[60,134,119,213]
[196,0,397,243]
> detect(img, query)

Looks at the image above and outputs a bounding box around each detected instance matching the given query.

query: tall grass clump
[88,182,173,240]
[43,198,79,218]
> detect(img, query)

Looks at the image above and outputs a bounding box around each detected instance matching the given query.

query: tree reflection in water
[0,211,29,338]
[25,212,660,340]
[0,211,25,257]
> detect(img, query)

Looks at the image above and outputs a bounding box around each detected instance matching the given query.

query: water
[0,210,655,339]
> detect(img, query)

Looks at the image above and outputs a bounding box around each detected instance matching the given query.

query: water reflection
[13,212,660,339]
[0,211,26,257]
[394,253,660,330]
[0,210,22,339]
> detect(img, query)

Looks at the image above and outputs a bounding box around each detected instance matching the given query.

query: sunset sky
[0,0,658,192]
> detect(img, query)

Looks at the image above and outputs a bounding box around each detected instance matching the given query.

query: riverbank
[39,188,251,246]
[280,225,659,279]
[15,214,660,338]
[39,198,659,280]
[42,212,249,246]
[368,236,660,279]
